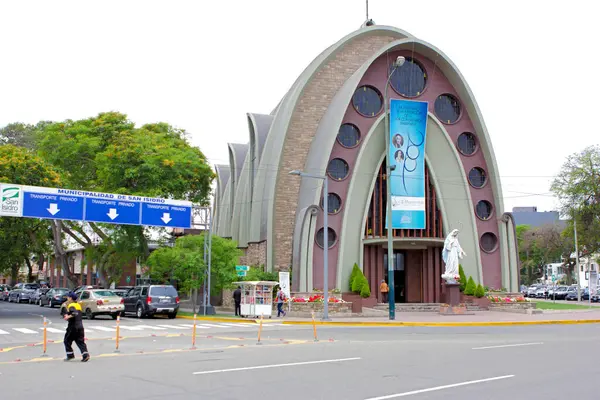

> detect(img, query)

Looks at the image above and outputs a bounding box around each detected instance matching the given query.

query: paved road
[1,300,600,399]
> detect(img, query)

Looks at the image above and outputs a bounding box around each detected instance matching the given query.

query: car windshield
[24,284,39,290]
[94,291,117,297]
[55,289,69,293]
[149,286,178,296]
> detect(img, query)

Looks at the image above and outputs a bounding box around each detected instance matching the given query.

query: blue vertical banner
[387,99,428,229]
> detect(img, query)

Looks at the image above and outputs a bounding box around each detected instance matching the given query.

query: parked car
[591,290,600,303]
[60,289,124,320]
[29,288,49,304]
[535,287,548,299]
[123,285,180,319]
[111,289,131,297]
[0,285,11,301]
[526,285,540,297]
[553,286,569,300]
[40,288,70,308]
[565,287,582,301]
[8,283,40,303]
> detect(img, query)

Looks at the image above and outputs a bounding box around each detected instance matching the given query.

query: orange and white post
[114,314,121,353]
[256,313,264,345]
[311,311,318,342]
[41,317,48,356]
[191,313,197,349]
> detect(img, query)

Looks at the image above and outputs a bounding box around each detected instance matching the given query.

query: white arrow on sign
[107,208,119,220]
[47,203,60,216]
[161,213,172,224]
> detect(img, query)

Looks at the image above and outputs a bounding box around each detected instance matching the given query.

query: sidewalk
[179,307,600,327]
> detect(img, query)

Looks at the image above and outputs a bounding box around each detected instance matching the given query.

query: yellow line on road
[281,319,600,327]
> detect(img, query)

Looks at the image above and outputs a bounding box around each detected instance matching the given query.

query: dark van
[123,285,180,319]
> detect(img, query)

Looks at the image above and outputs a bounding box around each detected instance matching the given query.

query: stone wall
[271,33,400,271]
[238,241,267,267]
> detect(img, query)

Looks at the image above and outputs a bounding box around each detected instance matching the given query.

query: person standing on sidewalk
[63,292,90,362]
[276,287,287,317]
[380,279,389,303]
[233,286,242,316]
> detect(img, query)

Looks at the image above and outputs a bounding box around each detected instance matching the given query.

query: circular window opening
[434,94,461,124]
[321,193,342,214]
[480,232,498,253]
[327,158,349,181]
[468,167,487,188]
[316,227,337,249]
[352,85,383,117]
[389,57,427,97]
[475,200,493,220]
[457,132,477,156]
[337,124,361,148]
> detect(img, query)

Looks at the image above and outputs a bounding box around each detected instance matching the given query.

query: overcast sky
[1,0,597,213]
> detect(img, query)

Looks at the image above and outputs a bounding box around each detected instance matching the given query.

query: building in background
[511,206,566,229]
[212,22,520,302]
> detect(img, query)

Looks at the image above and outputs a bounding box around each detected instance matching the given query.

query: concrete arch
[217,179,232,238]
[265,26,413,272]
[213,164,230,235]
[230,144,249,244]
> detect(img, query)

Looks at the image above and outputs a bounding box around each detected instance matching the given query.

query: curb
[280,319,600,327]
[176,315,260,324]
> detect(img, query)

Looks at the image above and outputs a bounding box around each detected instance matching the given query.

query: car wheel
[86,309,95,320]
[168,313,177,319]
[17,296,21,303]
[39,299,43,307]
[136,305,144,319]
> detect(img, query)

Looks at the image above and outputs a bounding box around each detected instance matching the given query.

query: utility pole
[574,216,581,302]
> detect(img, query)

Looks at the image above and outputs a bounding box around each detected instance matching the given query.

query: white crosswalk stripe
[87,326,116,332]
[42,327,64,334]
[219,323,256,328]
[157,324,189,330]
[180,324,210,329]
[134,325,167,330]
[199,324,231,328]
[116,325,144,331]
[0,329,10,335]
[13,328,37,334]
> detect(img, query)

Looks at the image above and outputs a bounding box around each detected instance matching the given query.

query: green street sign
[552,275,556,282]
[236,271,247,277]
[235,265,249,272]
[126,276,131,283]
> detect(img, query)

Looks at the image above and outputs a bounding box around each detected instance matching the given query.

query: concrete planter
[342,293,377,313]
[439,304,469,315]
[276,302,352,318]
[460,295,491,310]
[489,302,536,310]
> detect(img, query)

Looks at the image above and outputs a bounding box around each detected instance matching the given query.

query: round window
[321,193,342,214]
[457,132,477,156]
[480,232,498,253]
[337,124,361,148]
[352,86,383,117]
[434,94,461,124]
[468,167,487,188]
[327,158,349,180]
[475,200,493,220]
[316,228,337,249]
[389,57,427,97]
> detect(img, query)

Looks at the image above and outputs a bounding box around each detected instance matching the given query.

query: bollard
[41,317,48,357]
[256,313,264,345]
[114,314,121,353]
[191,313,197,349]
[311,311,318,342]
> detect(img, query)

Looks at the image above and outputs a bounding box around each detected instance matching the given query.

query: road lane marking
[192,357,361,375]
[13,328,38,334]
[116,326,144,331]
[134,325,167,330]
[40,327,63,334]
[199,324,231,328]
[472,342,543,350]
[0,329,10,335]
[157,325,189,330]
[219,323,256,328]
[364,375,515,399]
[87,326,116,332]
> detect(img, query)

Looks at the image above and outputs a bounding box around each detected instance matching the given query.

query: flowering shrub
[288,295,345,303]
[488,296,528,303]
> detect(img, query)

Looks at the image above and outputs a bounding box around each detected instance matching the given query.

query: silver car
[8,283,40,303]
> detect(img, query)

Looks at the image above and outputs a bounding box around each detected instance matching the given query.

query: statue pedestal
[439,282,473,316]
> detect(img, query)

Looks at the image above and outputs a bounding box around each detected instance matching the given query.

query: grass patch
[534,301,597,310]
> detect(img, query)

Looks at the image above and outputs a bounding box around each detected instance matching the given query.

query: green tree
[464,276,476,296]
[146,234,242,313]
[360,278,371,298]
[351,268,367,293]
[0,145,61,284]
[349,263,360,291]
[458,264,466,292]
[475,284,485,298]
[31,112,214,287]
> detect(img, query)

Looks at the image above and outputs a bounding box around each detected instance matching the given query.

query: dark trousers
[234,301,241,316]
[277,302,286,317]
[382,292,388,303]
[64,328,88,357]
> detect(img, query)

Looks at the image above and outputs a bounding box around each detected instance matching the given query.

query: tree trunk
[50,220,80,288]
[24,257,33,282]
[37,252,46,279]
[10,264,19,285]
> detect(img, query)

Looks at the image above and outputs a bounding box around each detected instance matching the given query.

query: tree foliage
[464,276,476,296]
[458,264,466,292]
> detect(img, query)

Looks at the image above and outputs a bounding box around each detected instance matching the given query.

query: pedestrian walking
[63,292,90,362]
[276,287,287,317]
[380,279,389,303]
[233,286,242,316]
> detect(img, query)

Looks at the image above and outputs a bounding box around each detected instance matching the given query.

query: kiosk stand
[234,281,278,318]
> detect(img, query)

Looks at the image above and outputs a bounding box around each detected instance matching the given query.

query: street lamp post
[289,170,330,321]
[383,56,406,320]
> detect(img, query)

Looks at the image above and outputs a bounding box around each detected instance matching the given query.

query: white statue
[441,229,466,283]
